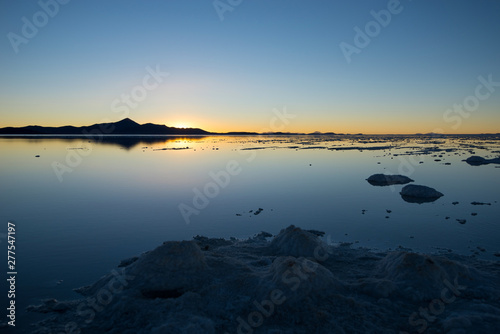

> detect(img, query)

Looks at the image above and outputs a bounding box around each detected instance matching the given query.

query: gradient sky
[1,0,499,134]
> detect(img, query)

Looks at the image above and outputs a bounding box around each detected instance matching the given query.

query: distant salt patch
[153,147,191,151]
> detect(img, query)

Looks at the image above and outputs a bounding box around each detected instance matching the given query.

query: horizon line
[1,117,498,136]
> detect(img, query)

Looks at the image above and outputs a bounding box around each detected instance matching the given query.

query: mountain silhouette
[0,118,210,135]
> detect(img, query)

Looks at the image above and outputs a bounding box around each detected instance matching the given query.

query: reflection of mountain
[98,136,207,150]
[28,136,207,150]
[0,118,210,135]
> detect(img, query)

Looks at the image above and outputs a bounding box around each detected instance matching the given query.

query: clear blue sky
[1,0,499,133]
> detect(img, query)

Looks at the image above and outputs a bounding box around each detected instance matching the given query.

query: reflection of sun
[173,123,189,129]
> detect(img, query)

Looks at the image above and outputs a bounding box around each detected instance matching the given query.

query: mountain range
[0,118,210,135]
[0,118,332,136]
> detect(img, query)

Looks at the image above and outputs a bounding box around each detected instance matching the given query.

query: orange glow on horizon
[1,114,497,135]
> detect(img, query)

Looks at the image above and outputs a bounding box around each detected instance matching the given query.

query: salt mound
[377,252,474,302]
[400,184,443,203]
[270,225,326,258]
[77,240,207,297]
[366,173,414,186]
[266,256,341,303]
[28,225,500,334]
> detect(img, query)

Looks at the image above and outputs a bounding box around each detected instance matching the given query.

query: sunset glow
[0,1,499,134]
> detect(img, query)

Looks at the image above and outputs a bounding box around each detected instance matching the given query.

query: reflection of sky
[1,136,499,329]
[1,1,499,133]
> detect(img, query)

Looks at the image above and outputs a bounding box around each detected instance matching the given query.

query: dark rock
[464,156,500,166]
[400,185,444,204]
[366,174,414,186]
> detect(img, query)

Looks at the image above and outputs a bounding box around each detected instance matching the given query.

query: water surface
[0,134,499,330]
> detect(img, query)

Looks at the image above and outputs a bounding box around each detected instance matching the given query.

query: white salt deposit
[28,226,500,334]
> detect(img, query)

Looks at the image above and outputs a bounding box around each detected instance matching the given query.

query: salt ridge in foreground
[29,226,500,333]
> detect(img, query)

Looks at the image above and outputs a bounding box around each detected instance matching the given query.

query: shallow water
[0,134,499,331]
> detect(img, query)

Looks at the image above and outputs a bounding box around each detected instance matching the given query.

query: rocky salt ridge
[28,226,500,334]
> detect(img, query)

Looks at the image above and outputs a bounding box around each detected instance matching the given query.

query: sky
[0,0,499,134]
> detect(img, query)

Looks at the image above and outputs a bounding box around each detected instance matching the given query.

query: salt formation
[400,184,444,203]
[464,155,500,166]
[269,225,326,257]
[29,226,500,334]
[366,174,414,186]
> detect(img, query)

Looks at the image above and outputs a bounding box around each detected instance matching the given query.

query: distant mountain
[0,118,210,135]
[308,131,338,135]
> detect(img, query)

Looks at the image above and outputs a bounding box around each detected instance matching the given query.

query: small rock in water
[366,174,414,186]
[471,201,491,206]
[457,219,467,224]
[400,185,444,204]
[452,202,459,205]
[386,209,392,213]
[471,213,478,216]
[254,208,264,216]
[464,155,500,166]
[35,155,40,157]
